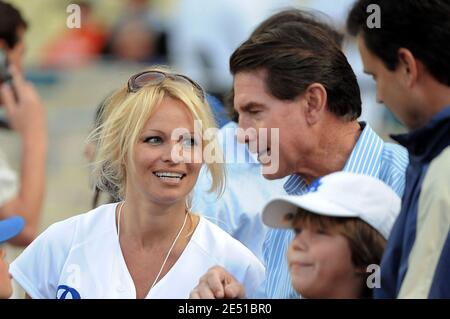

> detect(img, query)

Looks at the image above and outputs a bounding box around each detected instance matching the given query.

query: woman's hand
[190,266,246,299]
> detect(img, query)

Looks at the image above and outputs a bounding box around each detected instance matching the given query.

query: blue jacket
[375,106,450,298]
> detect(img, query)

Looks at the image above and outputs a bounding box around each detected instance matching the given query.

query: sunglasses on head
[127,70,205,101]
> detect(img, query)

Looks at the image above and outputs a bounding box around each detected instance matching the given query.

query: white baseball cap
[262,172,401,239]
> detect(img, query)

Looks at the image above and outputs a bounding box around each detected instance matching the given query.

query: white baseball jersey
[9,203,265,299]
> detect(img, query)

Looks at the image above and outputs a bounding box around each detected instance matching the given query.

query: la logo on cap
[308,178,322,193]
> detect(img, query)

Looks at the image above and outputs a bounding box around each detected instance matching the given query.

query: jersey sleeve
[9,218,77,299]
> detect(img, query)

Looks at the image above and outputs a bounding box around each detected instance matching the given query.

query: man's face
[357,35,423,129]
[234,69,314,180]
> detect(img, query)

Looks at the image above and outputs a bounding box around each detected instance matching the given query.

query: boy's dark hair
[230,21,361,120]
[347,0,450,86]
[0,1,27,49]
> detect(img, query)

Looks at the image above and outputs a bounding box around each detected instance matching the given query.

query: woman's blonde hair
[88,66,225,201]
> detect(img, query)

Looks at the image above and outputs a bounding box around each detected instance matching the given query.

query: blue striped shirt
[262,122,409,299]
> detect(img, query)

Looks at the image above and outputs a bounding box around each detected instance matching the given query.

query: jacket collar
[391,106,450,161]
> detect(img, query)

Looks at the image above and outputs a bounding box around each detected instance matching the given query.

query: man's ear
[303,83,327,126]
[397,48,418,88]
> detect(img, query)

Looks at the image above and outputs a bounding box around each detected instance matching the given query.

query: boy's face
[0,248,13,299]
[287,216,362,298]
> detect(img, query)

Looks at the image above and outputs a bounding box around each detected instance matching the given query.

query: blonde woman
[9,67,264,299]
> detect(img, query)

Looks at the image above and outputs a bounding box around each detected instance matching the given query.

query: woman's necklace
[117,201,189,293]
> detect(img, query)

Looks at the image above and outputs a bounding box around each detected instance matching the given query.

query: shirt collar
[283,174,308,195]
[283,122,384,195]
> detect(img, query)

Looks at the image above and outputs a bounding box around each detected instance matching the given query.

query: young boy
[262,172,401,298]
[0,216,24,298]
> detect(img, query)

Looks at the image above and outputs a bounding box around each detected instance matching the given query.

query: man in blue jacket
[347,0,450,298]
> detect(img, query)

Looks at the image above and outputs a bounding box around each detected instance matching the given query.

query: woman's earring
[185,197,192,212]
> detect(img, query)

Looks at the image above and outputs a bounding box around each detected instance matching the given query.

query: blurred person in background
[168,0,292,101]
[40,1,107,69]
[0,0,47,247]
[0,1,47,299]
[103,0,167,64]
